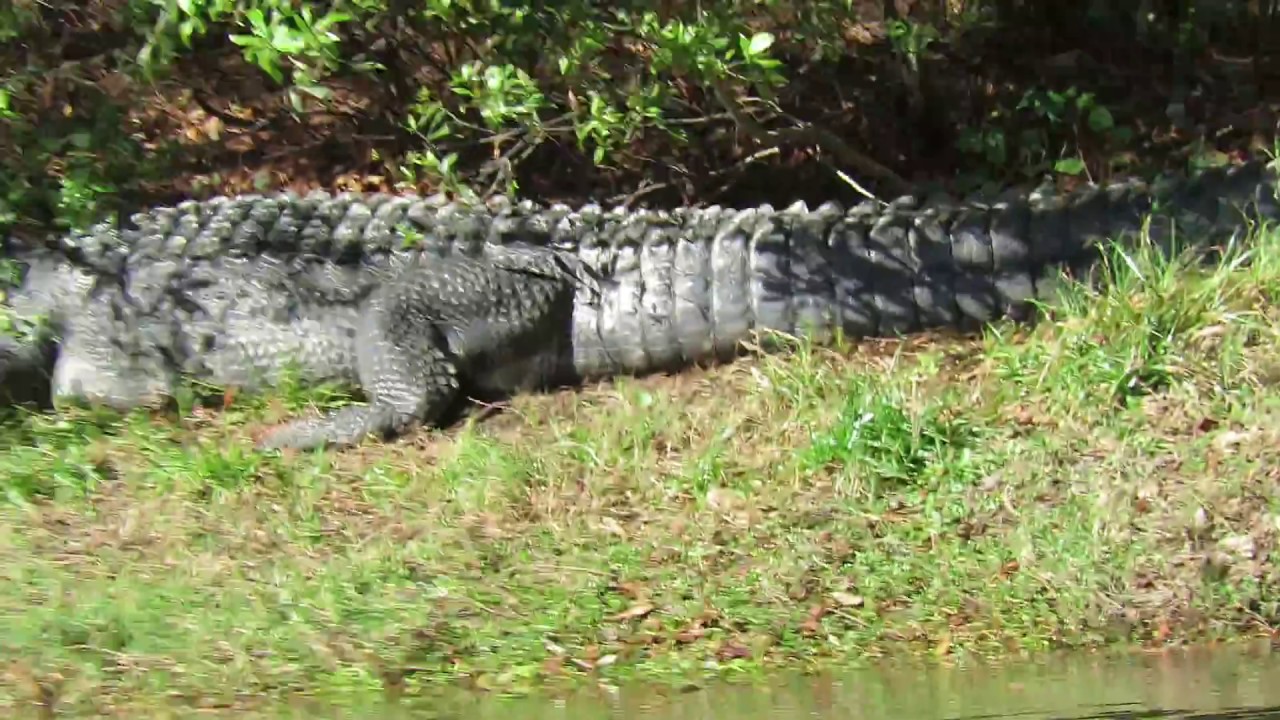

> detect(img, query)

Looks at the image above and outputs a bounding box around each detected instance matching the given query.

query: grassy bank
[5,228,1280,716]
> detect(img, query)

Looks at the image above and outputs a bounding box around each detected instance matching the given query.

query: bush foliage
[0,0,1269,236]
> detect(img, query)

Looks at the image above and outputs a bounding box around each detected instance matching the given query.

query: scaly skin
[1,159,1277,451]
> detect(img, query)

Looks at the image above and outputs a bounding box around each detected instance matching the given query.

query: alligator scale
[2,160,1277,451]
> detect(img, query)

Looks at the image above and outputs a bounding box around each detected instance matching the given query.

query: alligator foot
[255,402,420,451]
[254,342,462,452]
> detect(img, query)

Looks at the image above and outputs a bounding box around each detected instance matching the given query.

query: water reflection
[84,641,1280,719]
[401,642,1280,720]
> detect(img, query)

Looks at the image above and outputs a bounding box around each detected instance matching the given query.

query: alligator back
[3,159,1277,409]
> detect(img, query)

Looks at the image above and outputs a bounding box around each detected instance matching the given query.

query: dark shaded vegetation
[2,0,1278,241]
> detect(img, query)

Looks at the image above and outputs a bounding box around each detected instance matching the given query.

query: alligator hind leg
[254,285,462,452]
[255,250,577,452]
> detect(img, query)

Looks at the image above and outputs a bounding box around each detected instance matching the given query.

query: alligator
[1,159,1277,451]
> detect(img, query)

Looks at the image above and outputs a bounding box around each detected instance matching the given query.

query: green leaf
[1087,106,1115,133]
[300,84,333,100]
[1191,149,1230,169]
[747,31,774,55]
[313,12,351,33]
[1054,157,1087,176]
[245,7,267,31]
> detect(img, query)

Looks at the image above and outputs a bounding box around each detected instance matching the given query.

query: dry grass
[4,229,1280,716]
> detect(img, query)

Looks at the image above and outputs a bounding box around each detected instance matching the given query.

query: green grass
[5,226,1280,716]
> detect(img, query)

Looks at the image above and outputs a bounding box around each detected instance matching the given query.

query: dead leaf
[674,628,708,643]
[799,604,827,636]
[612,603,655,622]
[1214,430,1253,452]
[706,486,745,512]
[934,631,952,657]
[202,115,225,141]
[598,516,627,538]
[717,642,752,661]
[98,71,133,100]
[1154,617,1171,642]
[831,591,864,608]
[541,656,565,676]
[617,581,647,600]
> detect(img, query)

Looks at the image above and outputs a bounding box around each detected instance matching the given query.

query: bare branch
[709,77,911,197]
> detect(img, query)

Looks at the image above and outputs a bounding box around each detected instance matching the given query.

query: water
[379,642,1280,720]
[31,642,1280,718]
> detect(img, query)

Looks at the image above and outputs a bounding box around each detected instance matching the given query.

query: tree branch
[709,76,911,198]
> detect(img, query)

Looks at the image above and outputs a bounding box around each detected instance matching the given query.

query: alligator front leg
[255,292,462,452]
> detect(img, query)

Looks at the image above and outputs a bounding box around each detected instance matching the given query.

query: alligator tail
[556,160,1280,379]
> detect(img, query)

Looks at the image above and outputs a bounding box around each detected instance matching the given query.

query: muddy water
[367,642,1280,720]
